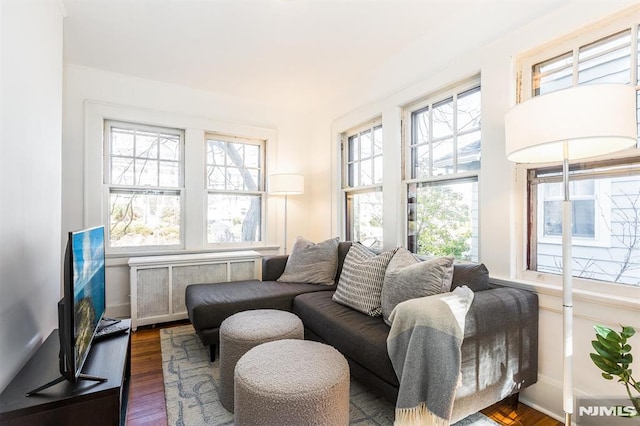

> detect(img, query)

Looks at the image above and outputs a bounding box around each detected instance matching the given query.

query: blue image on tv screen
[72,226,106,367]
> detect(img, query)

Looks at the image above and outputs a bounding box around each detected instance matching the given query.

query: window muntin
[529,159,640,286]
[410,86,481,179]
[347,125,383,187]
[105,121,184,249]
[523,19,640,286]
[343,121,383,250]
[205,135,265,244]
[405,81,481,261]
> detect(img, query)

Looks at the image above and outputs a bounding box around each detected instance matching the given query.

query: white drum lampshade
[268,174,304,195]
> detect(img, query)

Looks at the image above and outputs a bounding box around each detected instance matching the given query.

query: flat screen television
[27,226,107,395]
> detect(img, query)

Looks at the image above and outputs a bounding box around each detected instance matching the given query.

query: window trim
[84,101,279,257]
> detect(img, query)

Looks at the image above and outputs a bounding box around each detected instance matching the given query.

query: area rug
[160,325,499,426]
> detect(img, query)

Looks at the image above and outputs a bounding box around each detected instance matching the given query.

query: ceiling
[62,0,568,107]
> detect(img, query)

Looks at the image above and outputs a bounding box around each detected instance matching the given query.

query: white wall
[310,1,640,421]
[62,65,315,317]
[0,0,64,392]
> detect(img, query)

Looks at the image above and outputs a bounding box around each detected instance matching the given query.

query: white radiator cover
[129,251,261,330]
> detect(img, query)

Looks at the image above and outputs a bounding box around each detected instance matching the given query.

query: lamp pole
[562,143,573,425]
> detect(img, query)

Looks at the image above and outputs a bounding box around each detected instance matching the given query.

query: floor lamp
[505,84,637,425]
[269,173,305,254]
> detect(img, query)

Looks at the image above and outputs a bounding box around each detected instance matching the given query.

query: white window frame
[103,120,186,252]
[84,101,278,257]
[204,132,266,247]
[402,77,481,260]
[342,118,384,248]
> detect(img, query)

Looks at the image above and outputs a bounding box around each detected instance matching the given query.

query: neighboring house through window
[342,119,384,250]
[404,79,481,261]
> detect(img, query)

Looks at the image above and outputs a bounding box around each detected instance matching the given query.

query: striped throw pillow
[332,243,397,316]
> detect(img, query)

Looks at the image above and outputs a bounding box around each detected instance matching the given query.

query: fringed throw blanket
[387,286,475,426]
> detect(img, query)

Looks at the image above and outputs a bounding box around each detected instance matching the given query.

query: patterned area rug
[161,325,499,426]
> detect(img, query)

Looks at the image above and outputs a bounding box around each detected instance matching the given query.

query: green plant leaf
[622,344,632,353]
[596,334,621,352]
[594,325,614,338]
[591,353,621,374]
[621,325,636,339]
[602,372,613,380]
[592,341,620,362]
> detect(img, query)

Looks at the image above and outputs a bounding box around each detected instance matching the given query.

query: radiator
[129,251,261,330]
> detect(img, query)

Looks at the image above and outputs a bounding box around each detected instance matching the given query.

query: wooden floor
[126,324,564,426]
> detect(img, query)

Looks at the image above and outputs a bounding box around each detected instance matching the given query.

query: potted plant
[590,325,640,416]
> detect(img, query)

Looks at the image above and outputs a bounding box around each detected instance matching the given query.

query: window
[521,15,640,286]
[405,81,481,261]
[529,159,640,286]
[343,120,383,250]
[205,134,265,244]
[104,120,184,250]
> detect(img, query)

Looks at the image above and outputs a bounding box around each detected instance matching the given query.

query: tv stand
[0,320,131,426]
[26,372,107,396]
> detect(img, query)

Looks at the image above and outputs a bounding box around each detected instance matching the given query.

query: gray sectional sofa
[185,242,538,422]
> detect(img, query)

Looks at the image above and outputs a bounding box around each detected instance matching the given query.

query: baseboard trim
[106,303,131,320]
[521,373,589,425]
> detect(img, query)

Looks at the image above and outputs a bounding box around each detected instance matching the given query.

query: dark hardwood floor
[126,324,563,426]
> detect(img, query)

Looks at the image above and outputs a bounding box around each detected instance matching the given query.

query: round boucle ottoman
[219,309,304,412]
[234,339,350,426]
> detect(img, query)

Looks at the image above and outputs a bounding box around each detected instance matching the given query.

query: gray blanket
[386,286,474,425]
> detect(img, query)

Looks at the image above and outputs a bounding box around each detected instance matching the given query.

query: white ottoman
[234,339,350,426]
[218,309,304,412]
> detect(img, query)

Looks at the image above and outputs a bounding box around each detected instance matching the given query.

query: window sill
[106,245,281,260]
[490,275,640,312]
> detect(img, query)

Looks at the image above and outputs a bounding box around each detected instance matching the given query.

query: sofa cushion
[277,236,339,285]
[186,280,335,332]
[332,244,397,316]
[381,249,454,325]
[293,291,398,388]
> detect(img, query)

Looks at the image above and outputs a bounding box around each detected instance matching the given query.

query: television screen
[70,226,106,377]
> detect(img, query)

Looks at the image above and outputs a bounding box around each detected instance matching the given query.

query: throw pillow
[381,248,454,325]
[277,236,339,285]
[332,243,397,316]
[451,262,490,292]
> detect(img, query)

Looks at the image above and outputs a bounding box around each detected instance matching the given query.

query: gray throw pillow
[381,248,454,325]
[332,243,397,316]
[277,236,339,285]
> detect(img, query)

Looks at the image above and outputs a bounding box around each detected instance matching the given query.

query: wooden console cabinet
[0,320,131,426]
